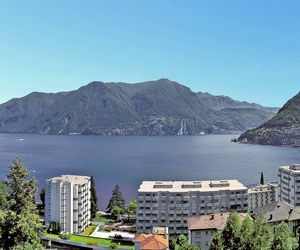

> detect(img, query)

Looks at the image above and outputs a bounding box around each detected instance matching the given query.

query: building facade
[136,180,248,238]
[45,175,91,234]
[278,164,300,206]
[253,201,300,236]
[248,182,278,212]
[188,212,247,250]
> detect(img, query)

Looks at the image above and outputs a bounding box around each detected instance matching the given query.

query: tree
[221,212,241,250]
[90,176,98,219]
[106,185,126,213]
[171,234,201,250]
[260,172,264,185]
[0,182,8,209]
[209,230,223,250]
[127,199,137,220]
[39,187,45,208]
[239,215,254,250]
[252,215,273,250]
[0,158,44,249]
[271,222,298,250]
[110,205,125,219]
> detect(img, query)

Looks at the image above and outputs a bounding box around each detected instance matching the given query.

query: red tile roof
[134,234,168,250]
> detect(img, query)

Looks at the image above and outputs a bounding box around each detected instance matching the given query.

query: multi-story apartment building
[278,164,300,206]
[136,180,248,238]
[248,182,278,212]
[45,175,91,234]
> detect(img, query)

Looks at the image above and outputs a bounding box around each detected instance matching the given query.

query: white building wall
[45,175,91,234]
[189,229,215,250]
[278,165,300,207]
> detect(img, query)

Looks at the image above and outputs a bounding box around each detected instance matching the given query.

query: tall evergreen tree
[209,230,224,250]
[106,184,126,213]
[260,172,264,185]
[0,158,44,249]
[221,212,241,250]
[0,182,8,209]
[239,215,254,250]
[39,187,45,208]
[90,176,98,218]
[252,215,273,250]
[271,222,298,250]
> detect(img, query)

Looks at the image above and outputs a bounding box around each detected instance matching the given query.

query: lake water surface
[0,133,299,209]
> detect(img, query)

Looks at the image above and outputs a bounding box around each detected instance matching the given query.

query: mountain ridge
[0,79,278,136]
[238,91,300,146]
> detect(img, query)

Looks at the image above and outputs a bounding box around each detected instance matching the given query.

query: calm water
[0,133,300,209]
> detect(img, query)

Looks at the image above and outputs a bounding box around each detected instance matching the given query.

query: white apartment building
[248,182,278,212]
[45,175,91,234]
[278,164,300,206]
[136,180,248,238]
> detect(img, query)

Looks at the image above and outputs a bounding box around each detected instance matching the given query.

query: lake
[0,133,299,209]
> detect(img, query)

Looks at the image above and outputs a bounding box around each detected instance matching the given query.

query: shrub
[110,242,118,249]
[59,231,71,240]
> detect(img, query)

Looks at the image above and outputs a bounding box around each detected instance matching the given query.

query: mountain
[197,92,278,113]
[238,91,300,146]
[0,79,278,135]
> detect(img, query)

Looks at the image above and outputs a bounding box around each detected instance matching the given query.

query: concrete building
[278,164,300,206]
[248,182,278,212]
[136,180,248,238]
[45,175,91,234]
[253,201,300,235]
[188,212,247,250]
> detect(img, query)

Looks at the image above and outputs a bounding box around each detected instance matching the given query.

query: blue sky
[0,1,299,107]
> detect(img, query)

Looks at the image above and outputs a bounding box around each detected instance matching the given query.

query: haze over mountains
[239,91,300,146]
[0,79,278,136]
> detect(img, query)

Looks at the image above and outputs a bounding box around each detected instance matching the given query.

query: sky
[0,1,300,107]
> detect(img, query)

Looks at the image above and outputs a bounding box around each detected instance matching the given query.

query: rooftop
[188,212,248,230]
[47,175,90,185]
[248,183,278,194]
[138,180,247,192]
[253,201,300,223]
[280,164,300,172]
[133,234,168,250]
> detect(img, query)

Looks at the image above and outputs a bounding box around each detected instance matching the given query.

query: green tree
[106,185,126,213]
[39,187,45,208]
[0,182,8,209]
[172,234,201,250]
[209,230,223,250]
[0,158,44,249]
[90,176,98,219]
[222,212,241,250]
[110,205,125,219]
[127,199,137,220]
[252,215,273,250]
[271,222,298,250]
[260,172,264,185]
[239,215,254,250]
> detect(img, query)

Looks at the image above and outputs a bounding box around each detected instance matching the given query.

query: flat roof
[248,184,275,194]
[48,175,90,185]
[138,180,247,192]
[280,164,300,172]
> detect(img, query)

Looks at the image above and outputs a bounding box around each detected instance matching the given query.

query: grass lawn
[92,214,116,223]
[44,233,134,249]
[82,225,96,236]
